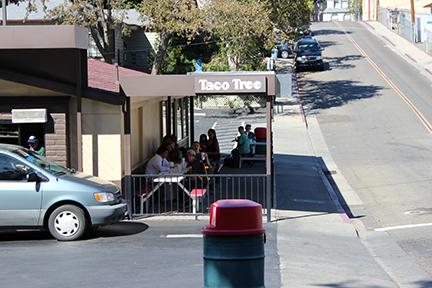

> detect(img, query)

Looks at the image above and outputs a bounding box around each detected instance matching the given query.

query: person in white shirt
[145,146,171,175]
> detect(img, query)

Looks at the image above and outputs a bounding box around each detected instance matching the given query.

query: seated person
[28,136,45,156]
[145,146,171,174]
[191,141,211,168]
[185,149,206,174]
[237,126,251,156]
[245,124,256,143]
[162,135,180,162]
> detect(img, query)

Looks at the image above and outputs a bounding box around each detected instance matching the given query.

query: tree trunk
[90,28,115,64]
[151,32,171,75]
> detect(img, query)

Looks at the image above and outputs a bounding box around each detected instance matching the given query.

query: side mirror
[27,171,41,182]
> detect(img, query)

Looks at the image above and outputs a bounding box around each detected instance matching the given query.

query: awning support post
[76,50,84,172]
[266,96,273,223]
[122,93,132,217]
[189,96,194,145]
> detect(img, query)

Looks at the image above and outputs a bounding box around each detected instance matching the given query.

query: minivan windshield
[297,42,320,51]
[12,148,70,176]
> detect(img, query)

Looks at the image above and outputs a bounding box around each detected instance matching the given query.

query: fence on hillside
[376,8,432,55]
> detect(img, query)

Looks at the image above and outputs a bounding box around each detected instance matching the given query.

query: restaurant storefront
[0,25,278,220]
[120,72,277,220]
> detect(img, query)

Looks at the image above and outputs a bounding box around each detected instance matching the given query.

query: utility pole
[410,0,415,23]
[368,0,371,20]
[410,0,416,42]
[2,0,6,26]
[376,0,380,21]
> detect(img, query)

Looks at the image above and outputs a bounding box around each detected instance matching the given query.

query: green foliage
[138,0,203,39]
[266,0,311,37]
[138,0,204,74]
[204,0,272,71]
[160,42,194,74]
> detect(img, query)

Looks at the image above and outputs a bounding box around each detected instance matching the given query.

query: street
[304,21,432,277]
[0,219,279,288]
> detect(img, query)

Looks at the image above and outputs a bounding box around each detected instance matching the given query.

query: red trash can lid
[202,199,265,236]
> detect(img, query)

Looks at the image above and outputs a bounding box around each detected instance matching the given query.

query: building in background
[364,0,432,51]
[322,0,352,21]
[0,0,156,72]
[0,25,195,187]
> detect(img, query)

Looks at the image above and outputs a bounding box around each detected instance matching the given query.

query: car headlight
[301,55,307,59]
[94,192,115,203]
[315,56,322,60]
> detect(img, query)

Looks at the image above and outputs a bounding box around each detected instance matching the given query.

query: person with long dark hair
[199,134,208,152]
[207,128,220,163]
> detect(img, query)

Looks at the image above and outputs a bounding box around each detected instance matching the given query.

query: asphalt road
[0,219,279,288]
[303,21,432,278]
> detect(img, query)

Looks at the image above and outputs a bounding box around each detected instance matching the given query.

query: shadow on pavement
[320,40,338,48]
[0,230,52,241]
[313,29,351,36]
[274,154,357,219]
[325,54,364,70]
[413,280,432,288]
[314,280,387,288]
[275,154,337,213]
[299,79,383,111]
[89,222,149,239]
[0,222,148,242]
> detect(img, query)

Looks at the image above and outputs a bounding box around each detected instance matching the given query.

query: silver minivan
[0,144,127,241]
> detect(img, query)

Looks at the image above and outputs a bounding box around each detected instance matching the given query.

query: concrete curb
[305,106,431,287]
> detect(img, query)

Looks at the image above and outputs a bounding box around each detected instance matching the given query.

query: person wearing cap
[28,136,45,156]
[185,149,205,174]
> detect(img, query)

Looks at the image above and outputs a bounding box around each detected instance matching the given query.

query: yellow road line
[335,22,432,134]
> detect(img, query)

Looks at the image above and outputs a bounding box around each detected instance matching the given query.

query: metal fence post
[126,175,133,218]
[266,175,272,223]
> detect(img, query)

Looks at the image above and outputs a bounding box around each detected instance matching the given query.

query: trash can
[254,127,267,155]
[202,199,265,288]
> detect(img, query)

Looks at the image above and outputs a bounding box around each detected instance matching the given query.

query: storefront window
[161,98,190,145]
[0,124,19,145]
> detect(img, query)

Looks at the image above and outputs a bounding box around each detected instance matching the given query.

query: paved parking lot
[0,218,280,288]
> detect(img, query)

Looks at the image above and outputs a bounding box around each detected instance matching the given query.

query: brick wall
[45,113,67,167]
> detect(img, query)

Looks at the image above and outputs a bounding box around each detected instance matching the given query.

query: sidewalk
[272,106,397,287]
[364,21,432,81]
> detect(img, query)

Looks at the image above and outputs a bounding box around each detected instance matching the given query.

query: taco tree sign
[194,75,267,94]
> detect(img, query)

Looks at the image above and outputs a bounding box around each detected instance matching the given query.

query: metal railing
[130,174,270,218]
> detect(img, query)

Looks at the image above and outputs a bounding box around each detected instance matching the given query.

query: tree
[266,0,311,38]
[18,0,132,64]
[204,0,272,71]
[138,0,204,75]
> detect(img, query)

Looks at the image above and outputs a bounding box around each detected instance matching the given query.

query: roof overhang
[120,72,277,98]
[0,25,88,49]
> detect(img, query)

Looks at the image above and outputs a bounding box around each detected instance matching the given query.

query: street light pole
[2,0,6,26]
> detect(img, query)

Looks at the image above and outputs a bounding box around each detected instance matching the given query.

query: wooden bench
[239,155,266,168]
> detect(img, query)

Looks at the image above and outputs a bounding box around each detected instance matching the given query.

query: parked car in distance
[276,41,293,59]
[294,37,324,71]
[0,144,127,241]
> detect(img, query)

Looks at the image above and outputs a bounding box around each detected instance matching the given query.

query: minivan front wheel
[48,205,87,241]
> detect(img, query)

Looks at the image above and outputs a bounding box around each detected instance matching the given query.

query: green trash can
[202,200,265,288]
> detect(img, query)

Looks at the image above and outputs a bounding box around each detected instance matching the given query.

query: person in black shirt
[206,129,220,163]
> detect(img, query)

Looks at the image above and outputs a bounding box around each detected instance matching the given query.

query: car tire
[48,205,87,241]
[281,50,289,59]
